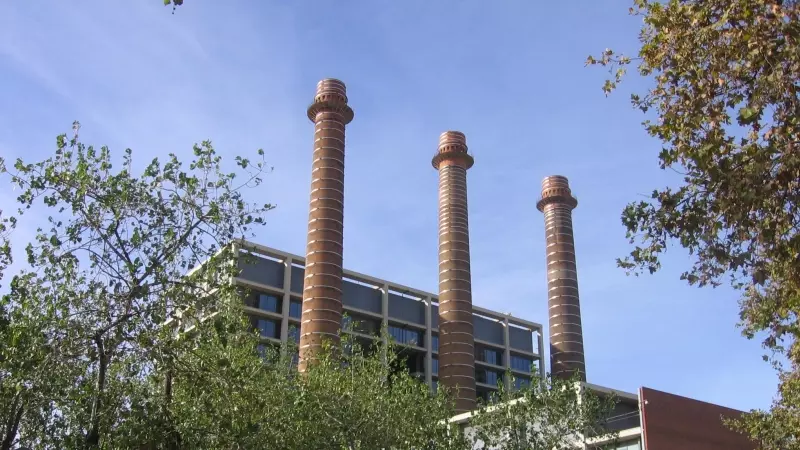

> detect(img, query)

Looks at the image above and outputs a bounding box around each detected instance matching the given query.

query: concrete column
[432,131,476,412]
[425,296,433,389]
[298,79,354,372]
[381,283,389,363]
[537,331,546,380]
[381,283,389,335]
[503,317,512,391]
[280,257,292,342]
[536,176,586,381]
[230,241,241,287]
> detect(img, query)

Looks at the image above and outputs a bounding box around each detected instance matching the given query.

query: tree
[1,124,621,448]
[588,1,800,446]
[0,123,468,449]
[0,122,272,448]
[468,374,619,450]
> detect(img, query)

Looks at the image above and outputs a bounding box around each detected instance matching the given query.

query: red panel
[640,387,755,450]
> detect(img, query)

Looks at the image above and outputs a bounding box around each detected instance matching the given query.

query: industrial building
[216,77,754,448]
[451,383,753,449]
[291,78,581,410]
[235,241,545,403]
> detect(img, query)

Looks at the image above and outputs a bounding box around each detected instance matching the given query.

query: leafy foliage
[0,122,271,448]
[589,1,800,446]
[1,124,620,448]
[469,374,619,450]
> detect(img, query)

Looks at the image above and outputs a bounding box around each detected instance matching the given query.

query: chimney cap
[537,175,578,210]
[315,78,347,97]
[432,130,474,169]
[308,78,353,123]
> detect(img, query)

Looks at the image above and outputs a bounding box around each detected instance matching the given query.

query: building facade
[452,383,752,450]
[235,240,545,402]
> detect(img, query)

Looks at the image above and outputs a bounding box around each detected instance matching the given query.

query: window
[432,357,439,375]
[343,315,380,335]
[514,376,531,390]
[477,388,500,404]
[603,441,641,450]
[431,334,439,351]
[257,318,279,338]
[257,294,281,313]
[288,325,300,344]
[476,368,502,386]
[476,346,502,366]
[289,300,302,318]
[389,325,423,346]
[432,380,438,394]
[511,355,533,373]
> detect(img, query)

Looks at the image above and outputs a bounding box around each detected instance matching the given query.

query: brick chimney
[297,79,354,372]
[432,131,476,412]
[536,175,586,381]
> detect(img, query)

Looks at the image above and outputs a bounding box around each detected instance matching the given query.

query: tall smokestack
[432,131,476,412]
[536,176,586,381]
[298,79,354,372]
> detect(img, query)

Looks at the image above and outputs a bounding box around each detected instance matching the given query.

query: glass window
[257,294,281,313]
[603,441,641,450]
[389,325,423,346]
[486,348,501,365]
[257,318,279,338]
[432,380,438,394]
[511,355,533,373]
[476,346,502,365]
[476,368,502,386]
[288,325,300,344]
[343,315,380,335]
[477,388,500,403]
[514,376,531,390]
[432,357,439,375]
[431,334,439,351]
[289,300,302,318]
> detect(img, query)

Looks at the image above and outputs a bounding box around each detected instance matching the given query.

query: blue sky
[0,1,777,411]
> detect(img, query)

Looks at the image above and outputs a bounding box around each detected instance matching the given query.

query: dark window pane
[514,376,531,390]
[343,315,380,335]
[257,294,281,313]
[288,325,300,343]
[511,355,533,373]
[257,319,279,338]
[289,301,302,318]
[476,368,502,386]
[432,357,439,375]
[432,334,439,351]
[389,325,423,346]
[475,346,502,365]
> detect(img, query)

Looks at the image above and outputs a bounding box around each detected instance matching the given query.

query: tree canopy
[0,125,622,449]
[589,1,800,447]
[0,123,272,448]
[469,374,618,450]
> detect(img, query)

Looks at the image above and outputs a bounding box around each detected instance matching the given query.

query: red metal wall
[640,387,755,450]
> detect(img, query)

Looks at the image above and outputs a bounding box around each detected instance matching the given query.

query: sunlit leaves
[591,0,800,446]
[0,122,271,447]
[470,373,619,450]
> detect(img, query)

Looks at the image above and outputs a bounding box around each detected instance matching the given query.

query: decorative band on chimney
[434,131,477,413]
[298,79,354,372]
[537,175,586,381]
